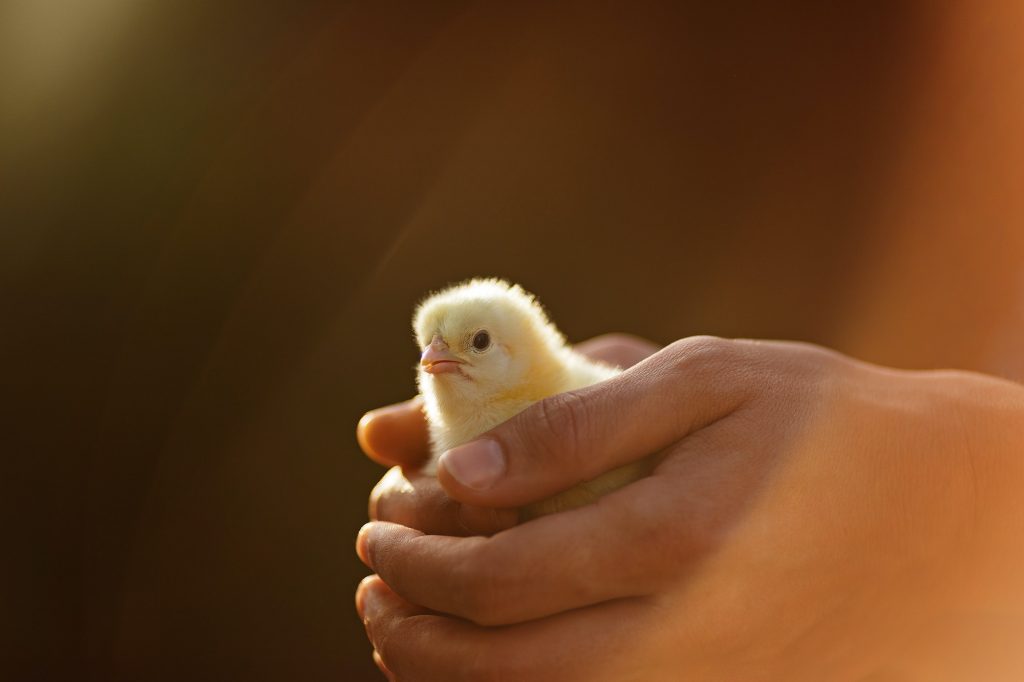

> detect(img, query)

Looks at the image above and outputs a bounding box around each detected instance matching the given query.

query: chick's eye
[471,330,490,351]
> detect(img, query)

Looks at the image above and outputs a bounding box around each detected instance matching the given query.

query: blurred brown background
[3,1,1022,680]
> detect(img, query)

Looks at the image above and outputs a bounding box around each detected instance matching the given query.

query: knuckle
[656,336,745,424]
[745,340,847,403]
[664,335,737,376]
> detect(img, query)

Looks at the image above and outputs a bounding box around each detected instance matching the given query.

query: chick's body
[414,278,649,519]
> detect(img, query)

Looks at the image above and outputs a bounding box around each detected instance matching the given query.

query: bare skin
[356,335,1024,681]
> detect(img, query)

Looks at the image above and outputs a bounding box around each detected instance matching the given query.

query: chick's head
[413,278,567,405]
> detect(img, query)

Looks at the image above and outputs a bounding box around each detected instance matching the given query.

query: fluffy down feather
[413,278,650,519]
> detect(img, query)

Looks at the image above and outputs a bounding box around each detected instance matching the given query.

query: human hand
[356,333,659,536]
[356,336,1024,680]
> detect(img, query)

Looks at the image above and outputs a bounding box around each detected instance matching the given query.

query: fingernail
[360,586,381,620]
[356,523,374,567]
[355,575,376,619]
[440,439,505,490]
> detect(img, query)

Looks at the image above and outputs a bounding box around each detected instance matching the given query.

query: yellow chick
[413,278,650,519]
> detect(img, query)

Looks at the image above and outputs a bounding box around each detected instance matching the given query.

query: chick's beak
[421,336,463,374]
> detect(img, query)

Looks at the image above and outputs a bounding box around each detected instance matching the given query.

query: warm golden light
[6,2,1022,680]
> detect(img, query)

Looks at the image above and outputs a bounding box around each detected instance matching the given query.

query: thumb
[437,337,751,508]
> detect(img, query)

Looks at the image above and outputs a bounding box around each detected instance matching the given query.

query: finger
[358,575,657,682]
[354,339,659,468]
[373,650,395,682]
[370,466,517,536]
[358,575,473,680]
[574,333,660,368]
[358,474,699,626]
[357,397,431,468]
[438,336,754,508]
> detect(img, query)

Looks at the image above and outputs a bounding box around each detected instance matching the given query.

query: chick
[414,278,651,519]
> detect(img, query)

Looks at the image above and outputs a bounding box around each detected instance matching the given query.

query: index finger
[357,397,431,468]
[438,336,754,508]
[356,335,657,469]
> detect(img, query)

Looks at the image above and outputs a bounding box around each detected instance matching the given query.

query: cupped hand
[356,333,660,536]
[356,336,1024,681]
